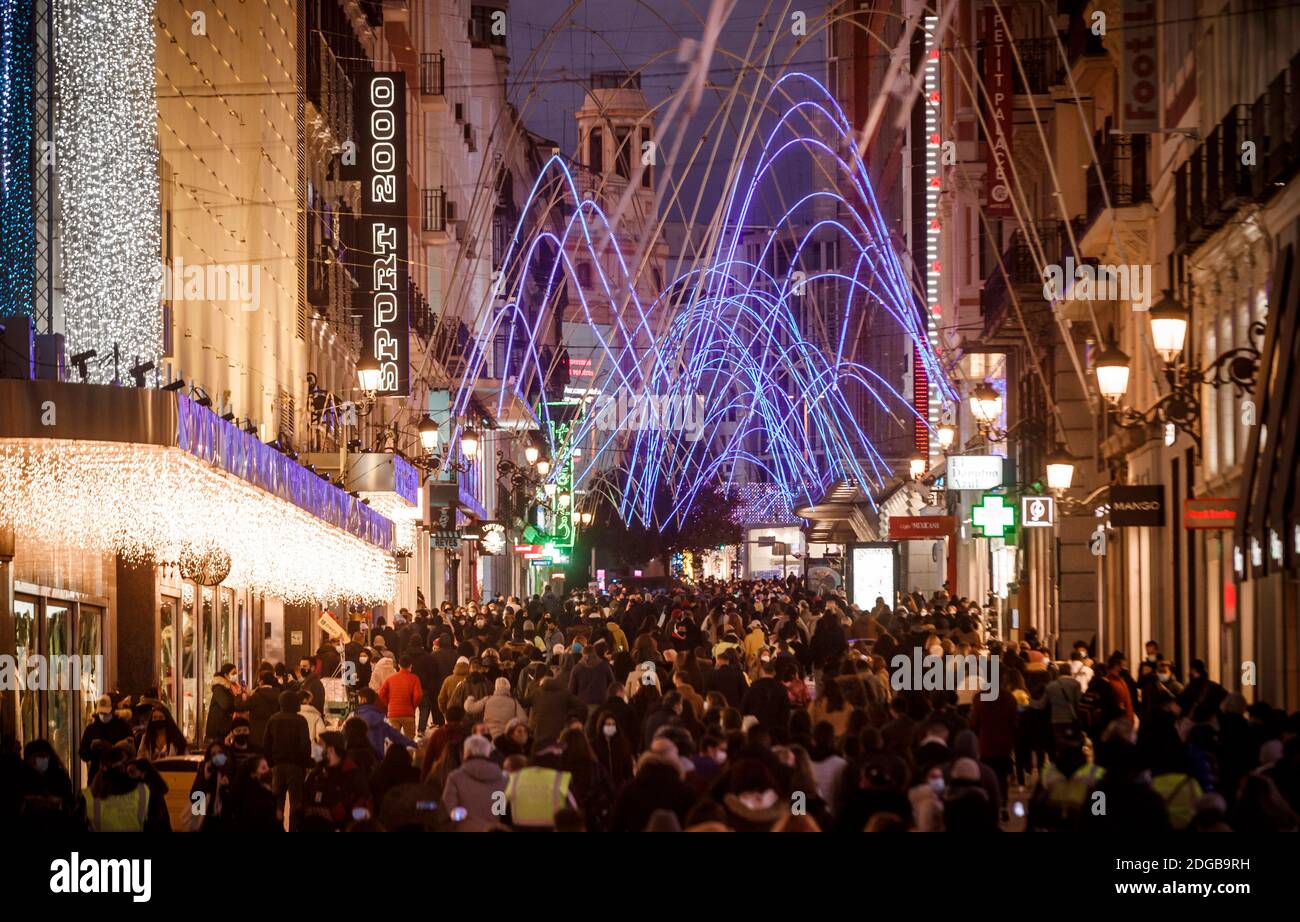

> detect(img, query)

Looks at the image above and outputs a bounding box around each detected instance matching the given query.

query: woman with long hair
[561,727,615,831]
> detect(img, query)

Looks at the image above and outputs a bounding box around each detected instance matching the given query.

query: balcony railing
[306,29,353,145]
[1175,106,1252,247]
[1084,131,1149,229]
[1012,38,1064,95]
[422,187,447,233]
[420,52,445,97]
[1248,53,1300,201]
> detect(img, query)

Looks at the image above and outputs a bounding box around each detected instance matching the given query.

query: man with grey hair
[441,734,507,830]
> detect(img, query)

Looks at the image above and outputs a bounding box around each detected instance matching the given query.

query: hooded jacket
[466,678,528,739]
[437,660,471,715]
[528,677,586,745]
[355,702,416,757]
[441,756,508,830]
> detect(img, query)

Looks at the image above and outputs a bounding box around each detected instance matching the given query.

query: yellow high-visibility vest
[84,784,150,832]
[505,767,571,827]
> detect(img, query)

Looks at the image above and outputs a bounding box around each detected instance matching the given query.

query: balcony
[1074,131,1152,257]
[1175,105,1252,248]
[420,51,445,101]
[1012,38,1064,96]
[422,187,449,241]
[981,220,1079,338]
[305,29,353,148]
[1248,52,1300,202]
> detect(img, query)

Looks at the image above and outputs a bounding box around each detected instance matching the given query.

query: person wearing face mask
[589,708,634,787]
[302,731,372,832]
[298,657,325,714]
[224,716,262,772]
[80,744,154,832]
[16,740,77,832]
[189,742,235,831]
[136,707,187,761]
[229,756,281,833]
[78,695,133,782]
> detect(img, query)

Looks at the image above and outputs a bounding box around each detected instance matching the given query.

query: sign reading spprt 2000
[356,72,409,395]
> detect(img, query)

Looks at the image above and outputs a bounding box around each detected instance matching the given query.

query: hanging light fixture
[908,455,927,480]
[1044,444,1077,492]
[357,355,382,394]
[1148,288,1190,365]
[535,457,551,477]
[557,491,572,509]
[968,381,1003,426]
[523,438,540,466]
[417,416,440,453]
[460,428,480,460]
[936,421,956,451]
[1093,340,1132,405]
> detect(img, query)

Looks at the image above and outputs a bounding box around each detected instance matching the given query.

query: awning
[0,380,396,603]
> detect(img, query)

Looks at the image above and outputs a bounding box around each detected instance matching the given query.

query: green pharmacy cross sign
[972,494,1016,538]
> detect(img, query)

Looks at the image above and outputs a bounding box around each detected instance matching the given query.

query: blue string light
[0,0,35,317]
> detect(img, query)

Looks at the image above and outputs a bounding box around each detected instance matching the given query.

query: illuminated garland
[52,0,161,378]
[452,73,955,531]
[0,439,396,603]
[0,0,34,316]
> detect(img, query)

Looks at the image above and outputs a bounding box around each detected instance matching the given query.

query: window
[588,127,603,173]
[640,127,652,188]
[614,127,631,179]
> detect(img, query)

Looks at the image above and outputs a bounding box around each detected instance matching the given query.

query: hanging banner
[355,72,410,395]
[1120,0,1159,132]
[984,7,1013,216]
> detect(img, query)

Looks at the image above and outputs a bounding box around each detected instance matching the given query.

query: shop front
[0,380,397,747]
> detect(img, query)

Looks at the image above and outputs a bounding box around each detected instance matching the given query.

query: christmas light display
[52,0,161,379]
[0,440,396,603]
[450,74,955,531]
[0,0,34,317]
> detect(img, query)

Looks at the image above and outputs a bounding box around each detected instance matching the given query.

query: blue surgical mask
[212,752,228,768]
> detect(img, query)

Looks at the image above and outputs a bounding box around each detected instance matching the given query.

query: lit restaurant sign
[1184,497,1237,530]
[355,72,409,395]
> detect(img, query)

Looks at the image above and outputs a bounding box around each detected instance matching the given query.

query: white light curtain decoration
[53,1,161,379]
[0,440,396,603]
[359,492,419,556]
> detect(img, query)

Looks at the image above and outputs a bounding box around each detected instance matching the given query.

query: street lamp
[460,428,480,461]
[524,440,540,466]
[543,481,557,498]
[557,491,572,509]
[1148,289,1190,365]
[357,356,382,395]
[535,457,551,477]
[969,381,1003,428]
[1093,340,1132,405]
[1044,444,1077,492]
[908,454,927,480]
[417,415,440,453]
[936,421,956,451]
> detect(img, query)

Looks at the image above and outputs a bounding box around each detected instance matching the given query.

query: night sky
[505,0,827,223]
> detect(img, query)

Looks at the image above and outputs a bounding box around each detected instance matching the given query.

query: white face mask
[602,724,617,738]
[714,751,727,765]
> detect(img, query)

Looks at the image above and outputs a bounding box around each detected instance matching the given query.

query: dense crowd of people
[3,575,1299,832]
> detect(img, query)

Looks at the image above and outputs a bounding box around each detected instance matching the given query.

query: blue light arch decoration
[448,73,957,532]
[0,0,35,317]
